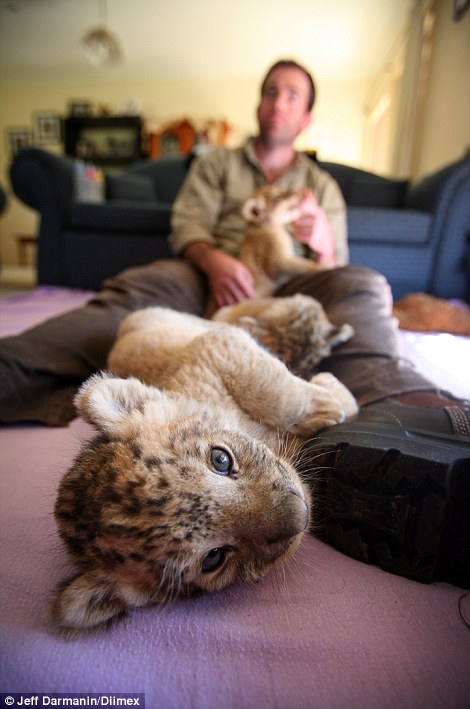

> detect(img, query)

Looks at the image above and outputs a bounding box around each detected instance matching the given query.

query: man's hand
[184,243,255,307]
[292,190,336,265]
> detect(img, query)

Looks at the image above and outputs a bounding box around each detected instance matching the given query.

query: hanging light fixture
[80,0,123,66]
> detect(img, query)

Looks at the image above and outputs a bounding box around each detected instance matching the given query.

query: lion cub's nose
[266,489,310,544]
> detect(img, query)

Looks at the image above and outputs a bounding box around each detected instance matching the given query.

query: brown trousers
[0,260,434,426]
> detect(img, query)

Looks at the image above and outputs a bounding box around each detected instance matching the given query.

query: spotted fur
[213,293,353,379]
[51,307,357,634]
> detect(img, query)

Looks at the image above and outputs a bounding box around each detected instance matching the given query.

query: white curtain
[391,0,436,178]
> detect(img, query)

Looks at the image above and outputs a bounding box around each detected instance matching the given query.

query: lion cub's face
[241,185,305,226]
[51,375,310,634]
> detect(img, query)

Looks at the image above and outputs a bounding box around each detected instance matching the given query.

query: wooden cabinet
[149,119,197,159]
[64,116,145,167]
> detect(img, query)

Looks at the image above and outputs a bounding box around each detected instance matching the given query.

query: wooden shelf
[64,116,145,167]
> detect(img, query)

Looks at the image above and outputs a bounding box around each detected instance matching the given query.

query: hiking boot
[300,399,470,588]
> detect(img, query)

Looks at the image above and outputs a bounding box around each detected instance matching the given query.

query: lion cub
[213,294,354,379]
[51,306,357,634]
[205,186,326,316]
[240,185,326,297]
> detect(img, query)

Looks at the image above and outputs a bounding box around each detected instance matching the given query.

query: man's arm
[297,168,348,266]
[292,191,337,265]
[170,150,255,307]
[169,153,224,256]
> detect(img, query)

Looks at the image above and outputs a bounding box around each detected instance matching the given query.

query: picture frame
[453,0,470,21]
[33,111,62,143]
[68,100,92,117]
[5,127,31,157]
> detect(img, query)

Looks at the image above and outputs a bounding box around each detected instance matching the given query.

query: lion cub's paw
[309,372,358,419]
[292,373,359,435]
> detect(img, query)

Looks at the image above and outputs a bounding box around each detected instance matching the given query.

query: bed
[1,286,469,707]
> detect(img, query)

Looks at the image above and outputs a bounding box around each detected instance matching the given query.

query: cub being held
[205,186,328,316]
[239,185,328,298]
[51,306,357,634]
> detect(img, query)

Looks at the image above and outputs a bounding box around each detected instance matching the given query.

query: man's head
[261,60,316,111]
[257,59,315,148]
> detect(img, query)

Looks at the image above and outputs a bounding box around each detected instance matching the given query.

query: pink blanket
[1,288,469,707]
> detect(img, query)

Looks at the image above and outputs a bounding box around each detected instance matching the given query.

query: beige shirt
[169,140,348,265]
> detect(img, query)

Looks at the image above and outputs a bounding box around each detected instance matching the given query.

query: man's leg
[276,264,436,402]
[277,265,470,588]
[0,260,206,426]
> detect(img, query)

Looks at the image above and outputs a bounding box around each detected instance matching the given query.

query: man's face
[257,66,312,147]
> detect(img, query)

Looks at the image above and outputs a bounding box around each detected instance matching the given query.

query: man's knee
[335,265,390,294]
[108,259,194,287]
[278,264,392,306]
[101,258,207,315]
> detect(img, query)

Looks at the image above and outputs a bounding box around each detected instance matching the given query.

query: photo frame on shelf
[68,100,92,117]
[5,127,31,157]
[33,111,62,143]
[453,0,470,21]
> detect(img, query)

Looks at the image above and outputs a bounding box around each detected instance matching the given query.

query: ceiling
[0,0,413,84]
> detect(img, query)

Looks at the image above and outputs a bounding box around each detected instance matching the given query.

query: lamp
[80,0,123,66]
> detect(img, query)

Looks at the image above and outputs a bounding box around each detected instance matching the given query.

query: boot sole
[300,426,470,588]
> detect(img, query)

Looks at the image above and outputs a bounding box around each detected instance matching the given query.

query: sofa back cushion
[106,174,156,202]
[104,155,192,204]
[317,160,408,208]
[127,154,193,203]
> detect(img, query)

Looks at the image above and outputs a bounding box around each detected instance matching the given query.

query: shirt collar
[242,137,308,182]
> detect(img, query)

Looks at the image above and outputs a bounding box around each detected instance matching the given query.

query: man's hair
[260,59,316,112]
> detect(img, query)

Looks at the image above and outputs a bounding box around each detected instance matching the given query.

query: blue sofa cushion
[348,208,432,245]
[66,201,172,233]
[106,174,156,202]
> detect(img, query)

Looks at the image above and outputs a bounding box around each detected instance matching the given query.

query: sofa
[9,147,470,299]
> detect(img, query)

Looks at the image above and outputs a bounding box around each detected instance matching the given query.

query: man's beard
[258,126,297,149]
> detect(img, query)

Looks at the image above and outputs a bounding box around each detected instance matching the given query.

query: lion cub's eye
[210,447,233,475]
[202,547,226,573]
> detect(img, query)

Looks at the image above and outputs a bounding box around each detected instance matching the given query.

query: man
[172,60,347,306]
[0,59,468,586]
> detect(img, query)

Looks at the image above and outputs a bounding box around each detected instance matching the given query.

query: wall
[360,0,469,180]
[0,74,368,267]
[415,0,470,177]
[0,0,468,269]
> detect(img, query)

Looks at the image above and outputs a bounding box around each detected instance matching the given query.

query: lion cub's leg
[196,329,357,436]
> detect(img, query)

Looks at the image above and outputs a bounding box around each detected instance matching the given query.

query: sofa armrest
[406,158,470,299]
[9,148,74,214]
[406,157,470,214]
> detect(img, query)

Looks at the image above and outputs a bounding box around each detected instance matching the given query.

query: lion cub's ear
[50,571,129,635]
[242,195,268,224]
[75,372,165,436]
